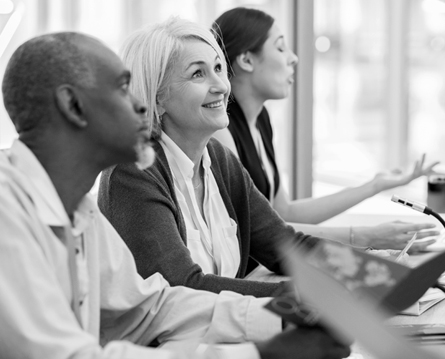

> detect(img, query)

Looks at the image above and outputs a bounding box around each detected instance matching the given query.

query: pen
[396,232,417,262]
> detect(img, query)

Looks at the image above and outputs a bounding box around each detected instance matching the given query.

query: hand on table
[356,221,438,251]
[367,248,410,266]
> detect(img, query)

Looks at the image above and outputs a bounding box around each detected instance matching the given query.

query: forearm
[287,222,372,247]
[275,181,378,224]
[248,176,321,271]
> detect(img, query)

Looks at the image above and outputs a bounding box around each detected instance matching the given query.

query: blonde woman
[98,17,324,298]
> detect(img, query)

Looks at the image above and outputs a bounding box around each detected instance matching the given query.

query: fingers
[414,230,440,239]
[410,239,437,252]
[395,222,437,232]
[416,153,439,175]
[423,161,440,174]
[410,154,440,178]
[419,153,426,168]
[413,158,421,175]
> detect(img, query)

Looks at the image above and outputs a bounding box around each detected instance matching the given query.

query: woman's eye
[215,63,222,72]
[192,69,203,78]
[121,83,129,92]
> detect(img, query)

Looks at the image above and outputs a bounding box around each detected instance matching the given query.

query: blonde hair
[121,17,227,140]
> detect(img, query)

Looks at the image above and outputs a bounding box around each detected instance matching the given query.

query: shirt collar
[160,131,212,178]
[9,139,95,229]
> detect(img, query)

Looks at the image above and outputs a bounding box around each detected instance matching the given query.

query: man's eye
[121,83,129,92]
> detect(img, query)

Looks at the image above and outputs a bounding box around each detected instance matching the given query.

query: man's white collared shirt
[0,139,281,359]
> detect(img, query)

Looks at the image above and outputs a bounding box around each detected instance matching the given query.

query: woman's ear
[156,104,166,117]
[156,96,166,117]
[55,85,88,128]
[235,52,254,73]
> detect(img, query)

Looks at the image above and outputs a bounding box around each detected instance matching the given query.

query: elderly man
[0,32,349,359]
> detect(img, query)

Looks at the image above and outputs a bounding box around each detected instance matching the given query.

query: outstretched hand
[373,154,439,193]
[255,327,351,359]
[357,221,439,250]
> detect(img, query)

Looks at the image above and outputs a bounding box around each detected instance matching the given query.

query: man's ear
[55,85,88,128]
[235,52,254,72]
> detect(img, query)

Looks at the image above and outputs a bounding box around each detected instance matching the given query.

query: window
[0,0,296,189]
[312,0,445,205]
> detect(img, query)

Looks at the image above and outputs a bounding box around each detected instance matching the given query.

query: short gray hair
[2,32,95,135]
[121,17,227,140]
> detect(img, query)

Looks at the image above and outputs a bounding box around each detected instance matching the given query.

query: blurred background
[1,0,444,211]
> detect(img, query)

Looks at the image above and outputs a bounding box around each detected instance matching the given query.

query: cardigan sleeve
[98,162,285,298]
[208,140,322,276]
[244,167,321,275]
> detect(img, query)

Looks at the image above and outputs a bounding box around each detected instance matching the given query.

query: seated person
[99,17,337,298]
[212,7,439,250]
[0,31,350,359]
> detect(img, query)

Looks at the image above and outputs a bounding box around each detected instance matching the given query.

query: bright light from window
[430,36,445,51]
[315,36,331,52]
[0,0,13,14]
[422,0,445,13]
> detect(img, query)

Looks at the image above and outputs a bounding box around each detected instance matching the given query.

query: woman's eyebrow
[185,55,220,71]
[274,35,284,45]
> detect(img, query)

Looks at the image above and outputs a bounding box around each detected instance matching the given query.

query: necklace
[193,181,201,189]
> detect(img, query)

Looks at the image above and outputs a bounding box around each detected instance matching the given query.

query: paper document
[282,243,442,359]
[400,287,445,316]
[300,240,445,315]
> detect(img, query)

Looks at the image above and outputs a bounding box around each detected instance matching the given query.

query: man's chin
[135,142,155,170]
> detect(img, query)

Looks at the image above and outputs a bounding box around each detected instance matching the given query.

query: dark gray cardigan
[98,138,320,297]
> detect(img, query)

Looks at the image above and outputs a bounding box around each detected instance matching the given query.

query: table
[248,211,445,358]
[322,211,445,324]
[326,212,445,357]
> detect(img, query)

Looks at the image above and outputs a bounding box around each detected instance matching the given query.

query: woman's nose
[289,51,298,66]
[209,73,230,94]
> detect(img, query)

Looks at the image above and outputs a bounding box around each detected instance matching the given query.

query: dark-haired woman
[212,7,438,250]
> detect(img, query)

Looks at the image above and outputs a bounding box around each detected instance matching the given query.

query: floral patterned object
[307,241,410,301]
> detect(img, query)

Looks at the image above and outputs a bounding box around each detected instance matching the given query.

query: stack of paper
[298,239,445,315]
[276,243,443,359]
[400,288,445,316]
[265,240,445,325]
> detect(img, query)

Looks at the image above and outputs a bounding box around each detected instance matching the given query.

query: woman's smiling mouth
[202,100,224,109]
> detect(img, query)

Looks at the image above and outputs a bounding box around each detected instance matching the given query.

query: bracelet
[349,226,355,245]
